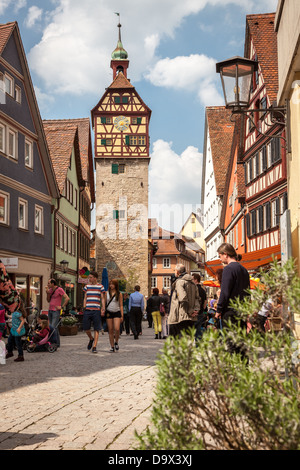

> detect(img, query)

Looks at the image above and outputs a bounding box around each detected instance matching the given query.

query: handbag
[105,294,116,315]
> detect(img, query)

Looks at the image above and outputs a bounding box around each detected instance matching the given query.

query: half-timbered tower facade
[91,24,151,295]
[244,13,287,254]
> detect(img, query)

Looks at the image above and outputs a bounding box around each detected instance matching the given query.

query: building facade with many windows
[0,22,59,311]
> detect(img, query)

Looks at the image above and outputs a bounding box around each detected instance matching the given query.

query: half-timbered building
[243,13,287,255]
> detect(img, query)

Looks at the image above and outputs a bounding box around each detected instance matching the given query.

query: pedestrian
[160,288,170,339]
[147,288,162,339]
[6,300,27,362]
[168,264,200,338]
[46,279,69,347]
[82,271,106,353]
[129,285,144,340]
[192,273,207,341]
[215,243,250,360]
[122,292,130,335]
[105,279,123,352]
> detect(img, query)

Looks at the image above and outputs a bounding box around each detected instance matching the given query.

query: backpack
[159,302,165,316]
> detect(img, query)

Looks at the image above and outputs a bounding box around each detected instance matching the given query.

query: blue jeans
[48,310,61,346]
[7,334,23,357]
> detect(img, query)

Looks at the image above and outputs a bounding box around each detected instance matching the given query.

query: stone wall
[95,158,149,296]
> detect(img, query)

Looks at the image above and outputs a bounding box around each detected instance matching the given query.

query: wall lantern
[216,56,258,112]
[216,55,290,150]
[60,260,69,273]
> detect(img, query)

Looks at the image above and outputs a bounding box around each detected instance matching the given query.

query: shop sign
[78,277,89,284]
[1,258,18,269]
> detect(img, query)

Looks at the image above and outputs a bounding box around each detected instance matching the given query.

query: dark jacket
[147,295,162,314]
[216,262,250,315]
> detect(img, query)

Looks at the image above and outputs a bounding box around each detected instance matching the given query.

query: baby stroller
[25,324,58,353]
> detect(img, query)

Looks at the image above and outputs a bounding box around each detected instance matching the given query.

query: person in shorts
[83,271,105,353]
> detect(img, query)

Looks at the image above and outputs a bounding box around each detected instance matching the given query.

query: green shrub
[135,260,300,450]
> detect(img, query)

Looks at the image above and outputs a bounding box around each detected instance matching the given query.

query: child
[6,302,27,362]
[0,303,6,340]
[29,315,50,350]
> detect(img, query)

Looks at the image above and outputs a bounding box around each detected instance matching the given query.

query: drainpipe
[52,197,60,278]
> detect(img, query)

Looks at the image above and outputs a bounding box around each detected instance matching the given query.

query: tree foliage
[135,260,300,450]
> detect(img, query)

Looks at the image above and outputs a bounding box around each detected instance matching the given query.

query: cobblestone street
[0,325,163,450]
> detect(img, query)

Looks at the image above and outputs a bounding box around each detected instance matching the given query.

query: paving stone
[0,326,163,450]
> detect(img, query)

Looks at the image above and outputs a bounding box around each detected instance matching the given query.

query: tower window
[132,117,142,125]
[119,164,125,174]
[125,135,146,146]
[112,163,119,174]
[101,138,112,146]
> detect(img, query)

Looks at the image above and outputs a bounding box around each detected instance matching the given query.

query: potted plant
[59,315,78,336]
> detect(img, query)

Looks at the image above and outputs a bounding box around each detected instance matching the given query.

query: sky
[0,0,278,232]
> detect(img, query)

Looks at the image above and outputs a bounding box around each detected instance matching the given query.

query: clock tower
[91,22,152,295]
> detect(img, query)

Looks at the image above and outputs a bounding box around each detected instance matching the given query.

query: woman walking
[105,280,123,352]
[147,288,162,339]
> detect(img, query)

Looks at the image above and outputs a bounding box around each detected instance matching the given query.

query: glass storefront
[15,275,41,313]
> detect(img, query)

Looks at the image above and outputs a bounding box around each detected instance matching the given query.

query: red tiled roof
[108,71,134,89]
[43,121,79,194]
[206,107,235,196]
[0,22,15,55]
[44,118,91,181]
[245,13,278,104]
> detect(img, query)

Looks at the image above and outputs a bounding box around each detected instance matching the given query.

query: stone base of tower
[96,237,149,296]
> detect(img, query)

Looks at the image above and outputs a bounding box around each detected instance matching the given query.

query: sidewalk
[0,324,163,450]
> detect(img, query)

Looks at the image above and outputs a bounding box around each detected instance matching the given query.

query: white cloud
[25,5,43,28]
[0,0,26,14]
[149,139,203,232]
[145,54,224,106]
[27,0,278,99]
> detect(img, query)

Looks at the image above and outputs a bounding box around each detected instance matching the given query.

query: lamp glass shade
[216,57,258,111]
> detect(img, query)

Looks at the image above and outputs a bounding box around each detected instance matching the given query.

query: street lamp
[216,55,289,147]
[60,260,69,273]
[216,56,258,112]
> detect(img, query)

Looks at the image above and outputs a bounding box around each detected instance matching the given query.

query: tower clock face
[114,116,130,131]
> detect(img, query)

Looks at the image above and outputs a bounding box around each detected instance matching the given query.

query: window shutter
[125,135,130,146]
[112,164,119,174]
[275,197,280,226]
[283,192,288,212]
[262,146,267,171]
[101,117,106,124]
[251,210,257,236]
[258,206,264,233]
[265,202,271,229]
[113,210,119,220]
[115,96,121,104]
[246,213,251,237]
[137,117,142,125]
[274,137,281,162]
[249,158,253,181]
[101,139,106,145]
[122,96,128,104]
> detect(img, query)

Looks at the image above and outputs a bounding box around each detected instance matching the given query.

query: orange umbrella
[203,280,220,288]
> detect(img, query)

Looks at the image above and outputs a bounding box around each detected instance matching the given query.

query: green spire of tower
[111,17,128,61]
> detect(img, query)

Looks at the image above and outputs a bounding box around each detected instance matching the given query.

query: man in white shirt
[128,285,144,340]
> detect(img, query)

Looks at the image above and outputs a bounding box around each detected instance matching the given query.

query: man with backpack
[168,264,200,338]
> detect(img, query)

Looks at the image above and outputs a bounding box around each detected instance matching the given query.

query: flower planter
[59,325,78,336]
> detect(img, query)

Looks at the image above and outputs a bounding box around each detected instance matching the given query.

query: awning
[205,245,281,277]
